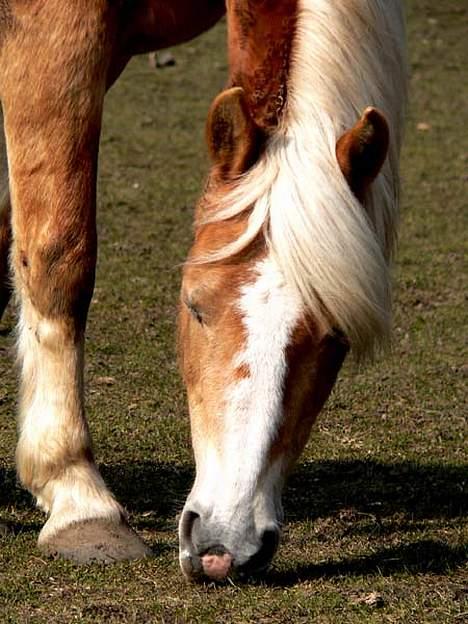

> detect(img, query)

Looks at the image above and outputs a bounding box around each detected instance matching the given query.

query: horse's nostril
[261,528,280,556]
[180,509,199,543]
[180,510,233,582]
[179,510,203,579]
[237,528,280,576]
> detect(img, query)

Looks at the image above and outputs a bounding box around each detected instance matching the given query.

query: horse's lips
[201,552,233,581]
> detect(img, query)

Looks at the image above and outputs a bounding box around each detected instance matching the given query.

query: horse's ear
[206,87,262,179]
[336,107,389,200]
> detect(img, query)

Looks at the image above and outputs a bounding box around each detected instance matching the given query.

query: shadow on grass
[284,459,467,521]
[105,459,466,524]
[1,459,466,522]
[265,539,467,586]
[1,459,466,577]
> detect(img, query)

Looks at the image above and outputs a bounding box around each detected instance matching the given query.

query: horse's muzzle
[178,508,280,582]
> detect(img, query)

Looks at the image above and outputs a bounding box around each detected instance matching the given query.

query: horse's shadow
[265,538,467,586]
[1,459,466,580]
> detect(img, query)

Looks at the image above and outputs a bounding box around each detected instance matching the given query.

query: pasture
[0,0,466,621]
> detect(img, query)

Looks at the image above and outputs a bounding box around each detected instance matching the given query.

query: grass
[0,1,467,621]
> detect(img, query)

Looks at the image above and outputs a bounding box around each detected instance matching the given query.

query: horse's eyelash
[186,301,204,325]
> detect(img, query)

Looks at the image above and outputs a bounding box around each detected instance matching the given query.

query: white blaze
[193,257,302,525]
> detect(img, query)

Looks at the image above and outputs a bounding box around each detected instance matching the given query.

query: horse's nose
[199,529,279,580]
[179,508,279,581]
[179,510,233,580]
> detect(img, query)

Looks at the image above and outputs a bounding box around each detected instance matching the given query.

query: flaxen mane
[201,0,407,360]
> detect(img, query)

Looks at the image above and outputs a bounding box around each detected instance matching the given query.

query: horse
[177,0,406,581]
[0,0,407,581]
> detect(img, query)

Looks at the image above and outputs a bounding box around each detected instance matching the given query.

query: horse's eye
[186,300,204,325]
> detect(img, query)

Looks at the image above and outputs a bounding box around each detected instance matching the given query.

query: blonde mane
[201,0,407,360]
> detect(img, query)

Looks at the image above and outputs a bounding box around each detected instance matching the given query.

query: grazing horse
[0,0,407,580]
[177,0,406,580]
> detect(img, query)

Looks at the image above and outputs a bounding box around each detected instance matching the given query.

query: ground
[0,1,466,622]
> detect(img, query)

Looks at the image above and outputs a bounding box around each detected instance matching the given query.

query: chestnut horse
[0,0,407,580]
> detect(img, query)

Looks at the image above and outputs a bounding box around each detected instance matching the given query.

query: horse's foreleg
[0,107,12,321]
[0,194,11,320]
[0,3,150,562]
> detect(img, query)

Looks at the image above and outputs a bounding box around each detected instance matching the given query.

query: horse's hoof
[38,519,152,564]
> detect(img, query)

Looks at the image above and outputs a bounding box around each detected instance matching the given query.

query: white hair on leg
[15,298,123,541]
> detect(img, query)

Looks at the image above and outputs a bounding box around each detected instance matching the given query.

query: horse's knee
[14,227,96,325]
[13,225,97,495]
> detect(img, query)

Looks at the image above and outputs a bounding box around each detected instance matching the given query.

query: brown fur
[0,196,11,318]
[0,0,226,544]
[271,324,349,465]
[179,88,270,440]
[179,243,253,444]
[0,102,11,319]
[336,107,390,202]
[226,0,298,130]
[0,1,111,328]
[0,1,226,328]
[0,0,13,40]
[206,87,265,181]
[120,0,225,55]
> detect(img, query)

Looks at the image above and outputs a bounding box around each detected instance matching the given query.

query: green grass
[0,1,467,621]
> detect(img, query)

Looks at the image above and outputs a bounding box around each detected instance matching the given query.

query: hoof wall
[39,519,152,564]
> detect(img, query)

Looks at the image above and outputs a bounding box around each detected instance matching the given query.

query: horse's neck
[226,0,298,130]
